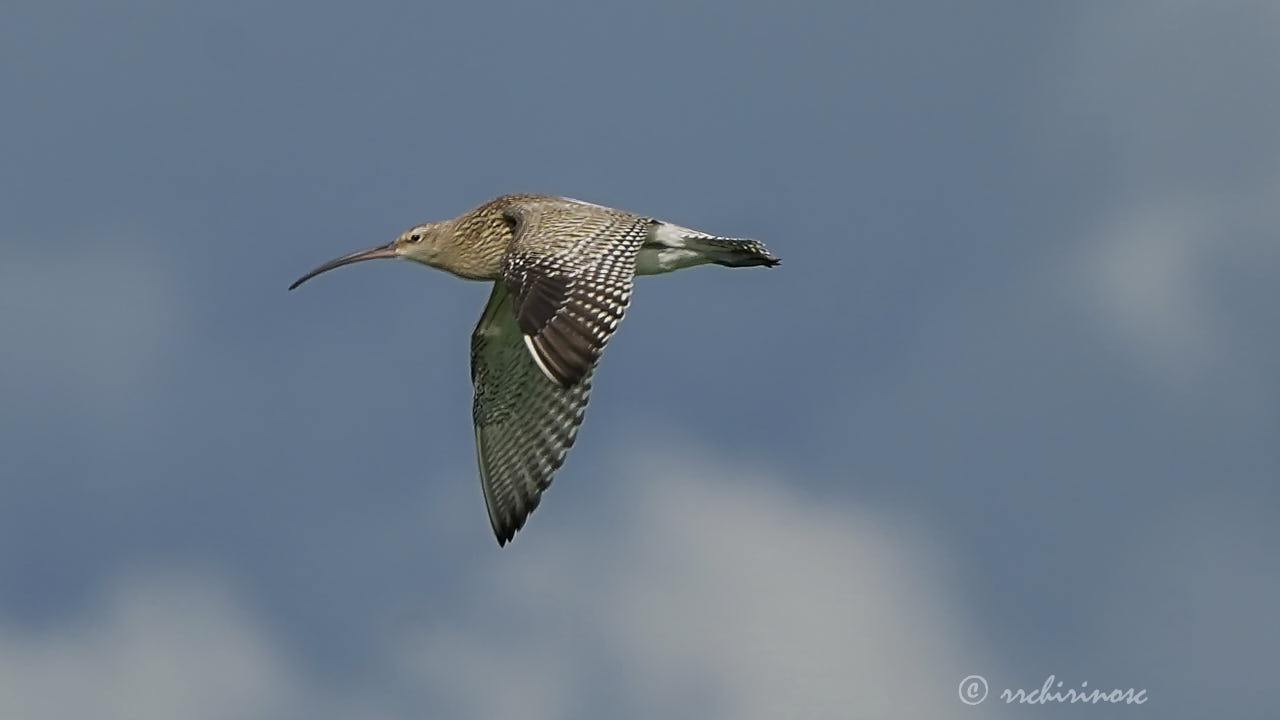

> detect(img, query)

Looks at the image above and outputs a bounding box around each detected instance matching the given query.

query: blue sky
[2,1,1277,718]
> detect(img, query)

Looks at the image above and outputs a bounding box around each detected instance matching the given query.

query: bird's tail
[688,235,781,268]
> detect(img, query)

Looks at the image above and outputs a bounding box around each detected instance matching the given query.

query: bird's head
[393,222,449,267]
[288,222,446,291]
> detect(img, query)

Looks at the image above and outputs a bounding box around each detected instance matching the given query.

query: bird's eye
[409,233,421,243]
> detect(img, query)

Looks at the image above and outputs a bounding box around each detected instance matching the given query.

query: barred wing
[503,198,650,387]
[470,282,592,545]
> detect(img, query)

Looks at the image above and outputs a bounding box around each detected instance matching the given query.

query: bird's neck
[429,212,512,281]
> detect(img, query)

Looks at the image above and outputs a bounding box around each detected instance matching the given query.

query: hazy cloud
[398,445,999,720]
[1072,189,1279,384]
[0,572,301,720]
[1048,1,1280,387]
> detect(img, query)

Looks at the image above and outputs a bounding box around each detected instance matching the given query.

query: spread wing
[471,282,593,545]
[503,198,651,387]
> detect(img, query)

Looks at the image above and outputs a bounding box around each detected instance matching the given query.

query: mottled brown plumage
[290,193,779,545]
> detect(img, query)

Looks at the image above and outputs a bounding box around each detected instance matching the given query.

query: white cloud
[398,444,1000,720]
[0,572,302,720]
[0,447,1006,720]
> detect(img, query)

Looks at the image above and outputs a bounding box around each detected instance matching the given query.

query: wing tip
[489,495,539,547]
[494,527,514,547]
[484,495,525,548]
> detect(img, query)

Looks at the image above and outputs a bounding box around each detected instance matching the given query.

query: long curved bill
[289,241,398,290]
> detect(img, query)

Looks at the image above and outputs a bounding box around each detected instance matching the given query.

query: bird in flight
[290,194,779,545]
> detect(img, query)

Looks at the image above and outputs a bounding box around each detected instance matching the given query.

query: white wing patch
[523,332,559,384]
